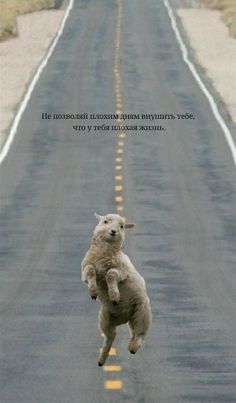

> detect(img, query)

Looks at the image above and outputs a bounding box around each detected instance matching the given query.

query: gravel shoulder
[0,9,64,149]
[178,8,236,126]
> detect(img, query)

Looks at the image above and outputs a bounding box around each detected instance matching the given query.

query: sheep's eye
[104,220,108,224]
[120,224,124,229]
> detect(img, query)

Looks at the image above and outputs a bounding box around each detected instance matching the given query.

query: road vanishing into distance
[1,0,236,402]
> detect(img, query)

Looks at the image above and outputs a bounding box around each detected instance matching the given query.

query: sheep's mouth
[106,232,119,242]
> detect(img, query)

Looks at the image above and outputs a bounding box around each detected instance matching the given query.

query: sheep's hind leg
[98,328,116,366]
[98,311,116,366]
[128,302,151,354]
[128,327,144,354]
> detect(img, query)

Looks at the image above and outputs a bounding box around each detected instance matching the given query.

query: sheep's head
[93,213,135,247]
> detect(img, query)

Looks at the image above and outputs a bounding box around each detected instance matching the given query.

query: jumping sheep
[81,213,152,366]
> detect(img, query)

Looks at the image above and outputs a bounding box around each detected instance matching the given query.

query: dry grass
[202,0,236,38]
[0,0,55,41]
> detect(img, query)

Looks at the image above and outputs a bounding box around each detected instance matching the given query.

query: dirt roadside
[0,7,65,150]
[177,7,236,126]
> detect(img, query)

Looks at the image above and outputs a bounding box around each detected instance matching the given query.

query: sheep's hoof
[128,337,143,354]
[98,361,103,367]
[89,285,98,300]
[112,300,119,305]
[128,340,138,354]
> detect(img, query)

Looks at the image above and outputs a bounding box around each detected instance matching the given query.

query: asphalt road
[1,0,236,402]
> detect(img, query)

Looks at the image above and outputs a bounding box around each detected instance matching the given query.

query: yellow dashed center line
[119,133,126,138]
[104,365,122,372]
[116,148,123,154]
[102,0,126,392]
[109,347,117,356]
[115,175,123,181]
[115,185,123,191]
[105,380,123,390]
[116,205,124,212]
[100,347,117,356]
[115,195,123,202]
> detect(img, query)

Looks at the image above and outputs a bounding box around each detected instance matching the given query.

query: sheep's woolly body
[81,213,152,366]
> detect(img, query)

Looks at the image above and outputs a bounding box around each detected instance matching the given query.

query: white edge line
[0,0,74,165]
[163,0,236,166]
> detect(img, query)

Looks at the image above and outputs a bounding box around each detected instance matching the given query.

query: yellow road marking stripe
[105,380,123,390]
[115,175,123,180]
[99,347,117,356]
[116,205,124,211]
[115,185,123,191]
[103,365,122,372]
[102,0,124,392]
[109,347,117,356]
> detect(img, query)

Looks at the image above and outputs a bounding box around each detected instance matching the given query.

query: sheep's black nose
[111,230,117,235]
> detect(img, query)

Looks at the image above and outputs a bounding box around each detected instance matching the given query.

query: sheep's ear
[94,213,102,221]
[125,223,135,229]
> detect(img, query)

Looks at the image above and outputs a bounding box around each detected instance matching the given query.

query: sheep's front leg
[106,268,126,304]
[82,264,98,300]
